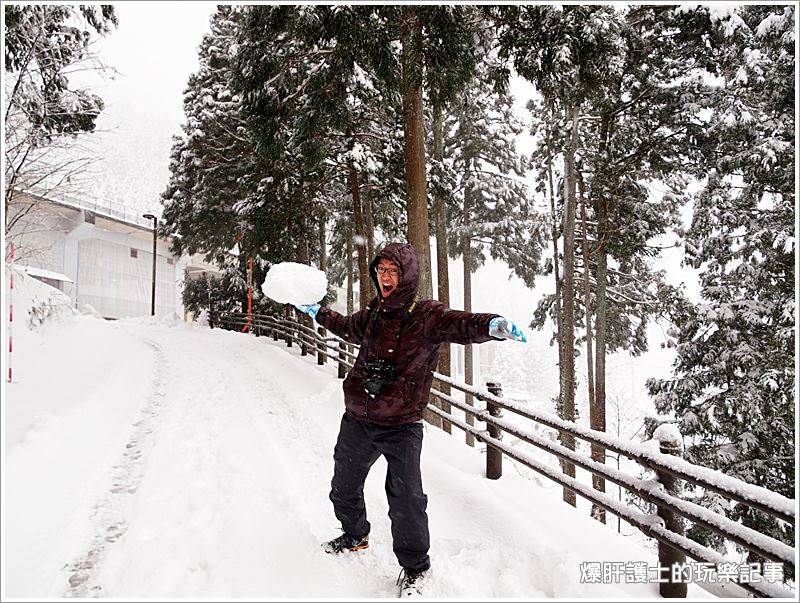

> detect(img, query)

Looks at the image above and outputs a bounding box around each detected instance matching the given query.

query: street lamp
[143,213,157,316]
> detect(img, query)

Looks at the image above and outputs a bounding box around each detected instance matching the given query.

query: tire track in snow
[62,337,168,597]
[180,337,337,539]
[82,331,326,597]
[67,328,396,597]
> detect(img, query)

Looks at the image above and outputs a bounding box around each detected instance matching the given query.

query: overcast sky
[78,2,216,214]
[76,2,536,217]
[93,3,215,125]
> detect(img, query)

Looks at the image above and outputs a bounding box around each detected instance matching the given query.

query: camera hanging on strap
[362,295,419,397]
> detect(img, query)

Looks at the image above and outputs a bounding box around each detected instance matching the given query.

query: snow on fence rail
[217,311,796,599]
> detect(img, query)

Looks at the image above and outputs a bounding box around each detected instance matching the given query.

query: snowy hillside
[2,278,716,599]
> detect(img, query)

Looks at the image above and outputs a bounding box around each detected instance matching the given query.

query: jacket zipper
[362,315,383,420]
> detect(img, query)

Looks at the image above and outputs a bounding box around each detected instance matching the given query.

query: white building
[6,189,219,320]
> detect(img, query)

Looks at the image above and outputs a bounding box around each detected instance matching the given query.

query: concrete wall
[7,192,186,319]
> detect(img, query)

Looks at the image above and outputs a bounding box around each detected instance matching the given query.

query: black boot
[321,532,369,554]
[397,567,429,598]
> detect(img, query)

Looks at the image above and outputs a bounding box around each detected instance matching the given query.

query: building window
[84,210,96,224]
[130,248,138,258]
[166,257,174,265]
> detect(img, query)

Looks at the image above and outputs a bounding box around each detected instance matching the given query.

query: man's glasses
[376,266,400,276]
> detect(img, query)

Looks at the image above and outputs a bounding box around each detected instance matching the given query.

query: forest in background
[4,3,794,562]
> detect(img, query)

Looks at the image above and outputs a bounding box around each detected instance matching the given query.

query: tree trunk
[318,211,327,273]
[593,114,613,522]
[346,229,354,316]
[594,185,609,519]
[432,99,450,433]
[298,210,310,264]
[463,156,475,447]
[364,189,375,262]
[559,104,579,507]
[580,169,605,523]
[348,161,370,310]
[546,100,566,424]
[400,8,432,299]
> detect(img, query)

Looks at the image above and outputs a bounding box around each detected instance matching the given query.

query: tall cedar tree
[495,4,627,506]
[234,6,408,309]
[232,6,338,265]
[418,5,486,429]
[163,7,251,261]
[529,5,712,519]
[391,5,481,299]
[647,5,795,557]
[235,6,482,304]
[437,53,541,442]
[161,7,300,312]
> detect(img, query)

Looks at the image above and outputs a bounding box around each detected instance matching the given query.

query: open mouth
[381,283,395,296]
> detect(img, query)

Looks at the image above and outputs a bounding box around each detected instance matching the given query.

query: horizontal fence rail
[424,404,794,599]
[428,387,795,573]
[217,310,796,598]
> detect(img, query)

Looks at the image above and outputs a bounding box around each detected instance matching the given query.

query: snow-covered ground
[1,275,719,600]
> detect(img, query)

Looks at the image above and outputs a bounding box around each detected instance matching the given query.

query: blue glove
[294,304,320,321]
[489,317,527,342]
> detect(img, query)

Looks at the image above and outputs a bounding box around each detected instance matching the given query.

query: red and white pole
[8,241,14,382]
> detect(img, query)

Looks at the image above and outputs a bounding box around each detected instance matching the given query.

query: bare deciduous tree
[4,4,117,247]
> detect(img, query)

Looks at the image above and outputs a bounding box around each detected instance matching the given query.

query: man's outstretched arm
[426,306,526,345]
[295,304,372,345]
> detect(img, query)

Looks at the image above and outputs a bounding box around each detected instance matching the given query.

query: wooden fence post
[485,381,503,480]
[337,341,347,379]
[654,424,688,598]
[317,327,326,365]
[423,400,443,430]
[280,309,291,347]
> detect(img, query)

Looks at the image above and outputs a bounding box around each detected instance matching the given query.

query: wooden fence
[217,310,796,598]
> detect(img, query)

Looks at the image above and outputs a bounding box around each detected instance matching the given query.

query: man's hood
[370,242,419,311]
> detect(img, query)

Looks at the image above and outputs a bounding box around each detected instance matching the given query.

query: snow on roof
[15,264,74,283]
[15,186,158,231]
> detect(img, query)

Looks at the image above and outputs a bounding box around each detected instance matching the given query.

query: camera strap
[366,294,420,363]
[400,294,419,329]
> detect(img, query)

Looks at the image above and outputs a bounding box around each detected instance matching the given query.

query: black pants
[330,412,430,572]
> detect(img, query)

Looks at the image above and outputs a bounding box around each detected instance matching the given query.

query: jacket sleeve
[316,306,371,345]
[424,303,501,345]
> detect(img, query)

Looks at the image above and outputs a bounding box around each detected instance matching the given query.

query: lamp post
[143,213,157,316]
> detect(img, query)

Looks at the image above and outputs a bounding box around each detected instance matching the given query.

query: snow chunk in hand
[261,262,328,306]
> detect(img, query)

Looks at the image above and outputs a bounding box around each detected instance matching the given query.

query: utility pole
[143,213,157,316]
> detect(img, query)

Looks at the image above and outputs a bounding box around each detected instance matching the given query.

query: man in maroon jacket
[296,242,525,595]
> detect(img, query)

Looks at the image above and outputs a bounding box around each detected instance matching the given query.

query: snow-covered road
[4,314,710,598]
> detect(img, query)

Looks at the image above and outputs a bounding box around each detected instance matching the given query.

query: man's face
[377,258,401,298]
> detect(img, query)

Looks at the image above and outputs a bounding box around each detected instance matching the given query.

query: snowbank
[8,265,75,330]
